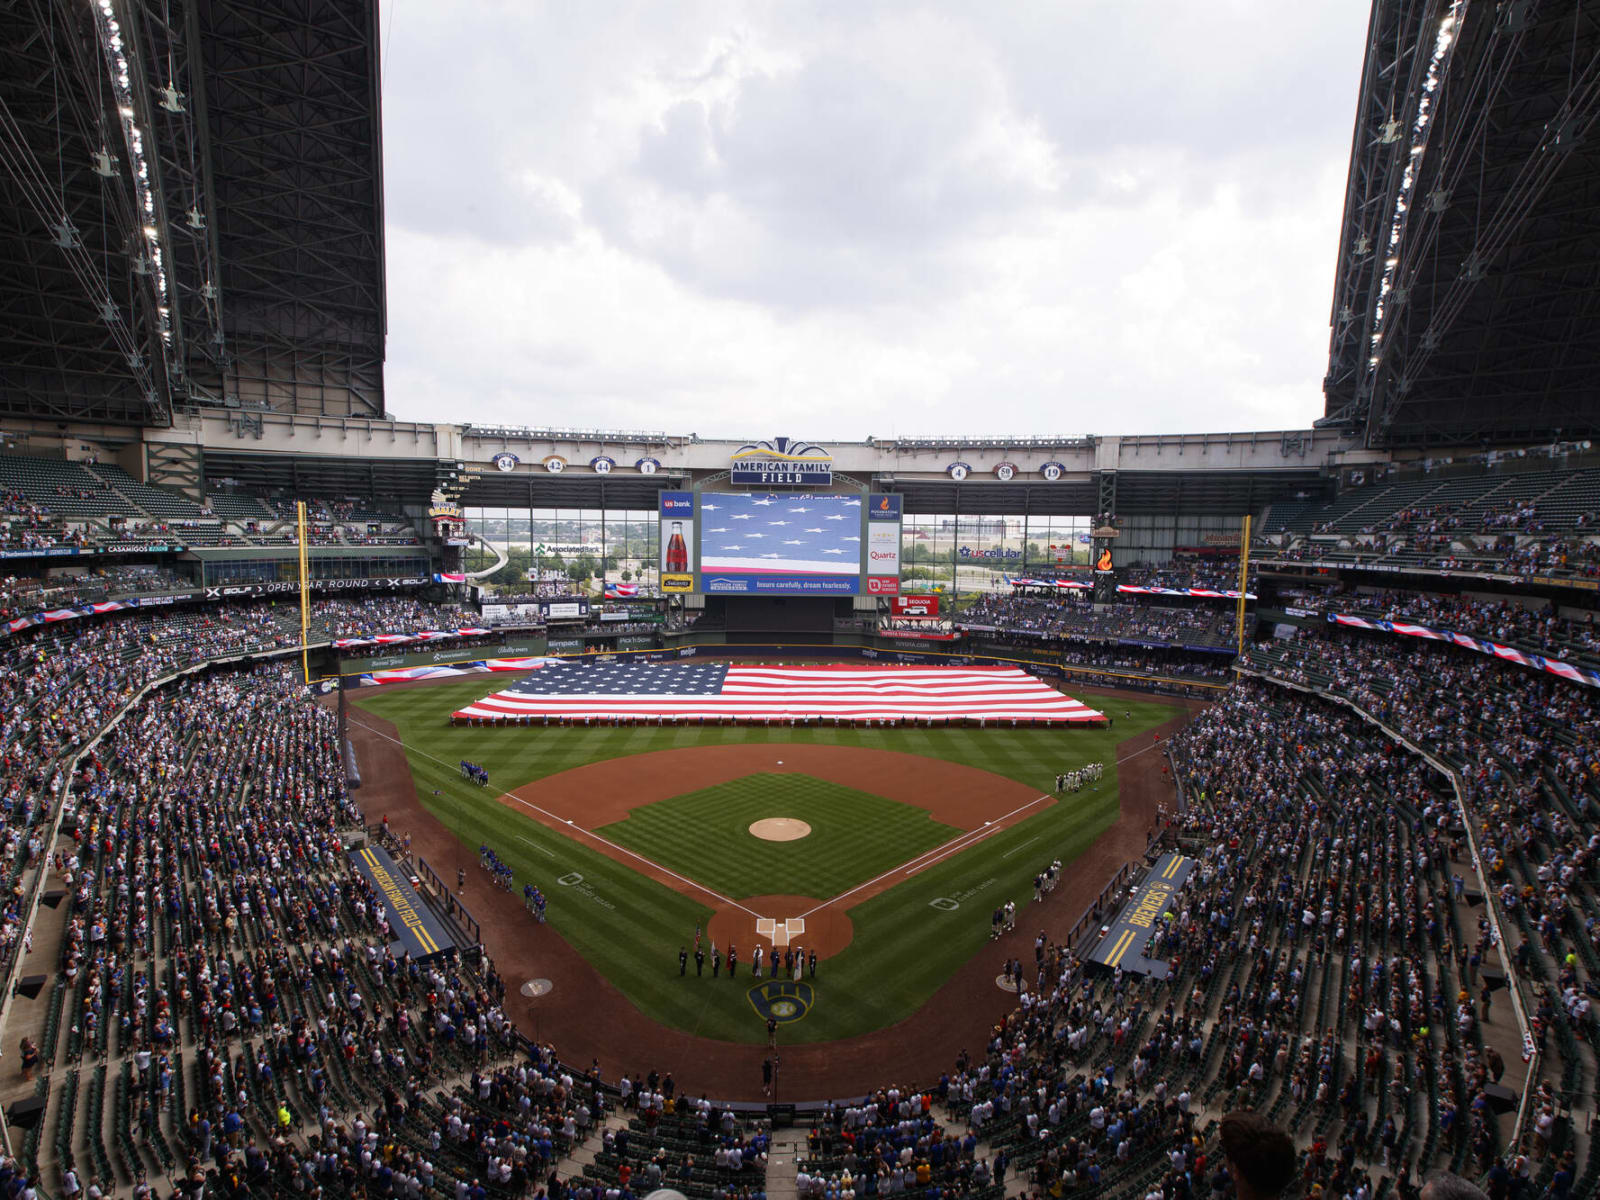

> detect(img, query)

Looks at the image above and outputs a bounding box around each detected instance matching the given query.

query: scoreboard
[658,490,902,596]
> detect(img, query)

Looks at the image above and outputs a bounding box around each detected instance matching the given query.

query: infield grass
[352,674,1182,1044]
[596,773,961,900]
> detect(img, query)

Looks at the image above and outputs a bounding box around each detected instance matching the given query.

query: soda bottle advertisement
[658,491,695,590]
[665,522,688,572]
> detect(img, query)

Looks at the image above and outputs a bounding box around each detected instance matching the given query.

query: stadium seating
[957,594,1249,651]
[0,597,647,1197]
[0,531,1590,1198]
[0,455,428,556]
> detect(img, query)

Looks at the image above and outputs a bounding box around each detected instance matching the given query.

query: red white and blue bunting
[331,627,491,649]
[1328,613,1600,689]
[1006,577,1255,600]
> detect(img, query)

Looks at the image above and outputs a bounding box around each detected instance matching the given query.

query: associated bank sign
[730,437,832,486]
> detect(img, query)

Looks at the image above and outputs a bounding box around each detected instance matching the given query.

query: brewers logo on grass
[748,980,814,1024]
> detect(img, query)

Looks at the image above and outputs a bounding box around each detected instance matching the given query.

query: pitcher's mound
[749,818,811,841]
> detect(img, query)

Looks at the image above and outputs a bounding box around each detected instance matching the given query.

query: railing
[412,854,483,946]
[1066,860,1140,958]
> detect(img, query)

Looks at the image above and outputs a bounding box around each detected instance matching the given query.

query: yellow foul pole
[297,500,311,684]
[1235,514,1252,659]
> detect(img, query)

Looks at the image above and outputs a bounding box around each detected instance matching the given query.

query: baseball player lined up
[1054,762,1104,793]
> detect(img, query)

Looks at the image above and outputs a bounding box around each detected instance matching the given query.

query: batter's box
[756,916,806,946]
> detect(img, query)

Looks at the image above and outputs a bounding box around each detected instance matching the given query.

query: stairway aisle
[765,1126,810,1200]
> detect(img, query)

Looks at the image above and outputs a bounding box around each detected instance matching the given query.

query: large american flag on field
[452,662,1104,724]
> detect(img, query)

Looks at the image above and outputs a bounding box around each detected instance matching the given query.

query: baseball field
[351,673,1181,1045]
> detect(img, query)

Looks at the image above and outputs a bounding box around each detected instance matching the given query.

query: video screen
[697,492,863,594]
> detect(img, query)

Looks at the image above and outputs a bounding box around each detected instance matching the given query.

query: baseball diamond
[349,672,1183,1046]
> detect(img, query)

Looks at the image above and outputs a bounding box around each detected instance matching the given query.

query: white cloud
[380,1,1369,437]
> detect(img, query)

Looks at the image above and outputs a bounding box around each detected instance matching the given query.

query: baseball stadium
[0,3,1595,1200]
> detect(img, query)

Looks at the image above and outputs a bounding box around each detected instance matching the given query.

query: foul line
[1115,740,1163,766]
[501,791,765,918]
[348,712,764,919]
[1000,835,1041,860]
[797,793,1053,919]
[517,836,556,859]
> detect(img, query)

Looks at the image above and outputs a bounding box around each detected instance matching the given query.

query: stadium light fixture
[92,0,175,356]
[1363,0,1465,382]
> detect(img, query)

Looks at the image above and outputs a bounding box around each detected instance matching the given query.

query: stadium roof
[0,0,386,426]
[1324,0,1600,449]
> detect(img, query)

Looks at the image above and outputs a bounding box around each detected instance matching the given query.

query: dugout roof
[1085,852,1195,979]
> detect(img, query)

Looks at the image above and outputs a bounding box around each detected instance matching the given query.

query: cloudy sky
[378,2,1369,440]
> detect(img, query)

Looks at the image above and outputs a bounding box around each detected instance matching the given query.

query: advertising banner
[542,601,588,620]
[865,576,900,595]
[481,602,543,624]
[891,595,940,618]
[867,523,901,575]
[548,637,586,654]
[203,577,429,600]
[866,493,902,521]
[660,490,694,593]
[617,634,659,650]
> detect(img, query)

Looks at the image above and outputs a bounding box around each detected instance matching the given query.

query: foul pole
[1235,514,1252,659]
[297,500,312,684]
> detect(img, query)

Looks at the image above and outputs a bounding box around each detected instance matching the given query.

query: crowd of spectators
[0,490,84,551]
[0,567,194,623]
[835,662,1545,1200]
[315,599,480,639]
[1170,672,1572,1197]
[957,595,1243,650]
[0,593,766,1199]
[0,576,1591,1199]
[1259,529,1600,582]
[43,660,700,1199]
[1238,627,1600,1179]
[1298,588,1600,666]
[1118,557,1256,593]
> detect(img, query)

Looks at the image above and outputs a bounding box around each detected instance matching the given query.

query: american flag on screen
[452,662,1104,724]
[699,493,861,578]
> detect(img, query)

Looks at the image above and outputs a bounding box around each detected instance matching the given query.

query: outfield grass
[353,675,1180,1044]
[595,773,962,900]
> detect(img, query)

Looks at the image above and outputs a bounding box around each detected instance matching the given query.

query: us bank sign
[730,437,832,486]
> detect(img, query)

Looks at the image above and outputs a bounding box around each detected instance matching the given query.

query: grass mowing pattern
[595,773,961,900]
[353,675,1181,1044]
